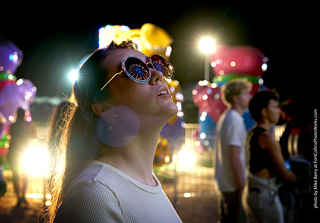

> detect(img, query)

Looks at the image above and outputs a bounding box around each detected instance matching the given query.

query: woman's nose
[149,69,163,85]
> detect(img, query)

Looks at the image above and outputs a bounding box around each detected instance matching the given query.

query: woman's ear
[91,101,112,116]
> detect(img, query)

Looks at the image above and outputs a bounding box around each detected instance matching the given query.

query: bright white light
[22,142,50,177]
[165,46,172,57]
[8,74,14,80]
[16,79,24,85]
[8,115,14,122]
[200,112,207,122]
[202,94,208,100]
[177,147,196,171]
[258,78,264,85]
[176,101,182,112]
[261,63,268,72]
[200,132,206,139]
[199,37,216,54]
[211,83,218,88]
[198,80,209,86]
[120,25,130,31]
[177,111,184,117]
[175,92,184,101]
[192,90,198,95]
[68,69,79,83]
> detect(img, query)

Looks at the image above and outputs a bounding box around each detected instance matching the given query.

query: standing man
[214,79,252,223]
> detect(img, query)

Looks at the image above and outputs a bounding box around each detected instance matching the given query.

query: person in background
[45,41,181,223]
[7,108,36,206]
[242,91,297,223]
[214,79,252,223]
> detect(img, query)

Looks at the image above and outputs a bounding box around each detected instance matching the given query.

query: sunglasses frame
[100,54,174,91]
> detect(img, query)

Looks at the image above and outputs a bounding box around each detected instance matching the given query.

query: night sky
[1,2,314,102]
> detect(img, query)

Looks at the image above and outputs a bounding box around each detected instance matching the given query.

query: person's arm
[259,132,297,184]
[229,145,245,195]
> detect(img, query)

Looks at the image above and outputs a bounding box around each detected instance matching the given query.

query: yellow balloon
[154,136,173,167]
[140,23,172,59]
[165,79,183,124]
[98,23,172,59]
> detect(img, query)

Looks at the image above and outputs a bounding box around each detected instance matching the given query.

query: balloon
[0,79,16,93]
[193,45,268,151]
[213,74,262,86]
[211,45,266,77]
[0,79,37,123]
[154,136,173,166]
[192,81,227,122]
[198,113,216,151]
[212,75,262,95]
[0,40,23,74]
[165,79,184,124]
[140,23,172,59]
[98,23,173,59]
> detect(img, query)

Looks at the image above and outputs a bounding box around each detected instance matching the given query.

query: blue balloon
[242,108,256,131]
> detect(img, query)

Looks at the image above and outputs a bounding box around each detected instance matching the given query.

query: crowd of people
[214,79,312,223]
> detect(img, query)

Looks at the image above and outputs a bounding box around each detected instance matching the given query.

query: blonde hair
[221,79,251,106]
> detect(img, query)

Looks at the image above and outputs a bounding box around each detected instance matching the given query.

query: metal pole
[204,55,209,81]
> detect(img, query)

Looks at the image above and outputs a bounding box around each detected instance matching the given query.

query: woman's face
[104,49,178,125]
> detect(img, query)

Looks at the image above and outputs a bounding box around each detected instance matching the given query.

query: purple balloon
[0,40,23,74]
[0,79,37,123]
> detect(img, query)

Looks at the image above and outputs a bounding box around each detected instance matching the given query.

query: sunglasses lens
[151,55,174,78]
[123,57,150,83]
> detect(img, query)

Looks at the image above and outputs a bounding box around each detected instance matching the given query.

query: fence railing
[155,124,218,205]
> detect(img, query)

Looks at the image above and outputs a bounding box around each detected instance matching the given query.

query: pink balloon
[211,45,266,77]
[192,82,227,122]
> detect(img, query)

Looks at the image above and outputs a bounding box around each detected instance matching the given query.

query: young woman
[242,91,297,223]
[47,41,181,222]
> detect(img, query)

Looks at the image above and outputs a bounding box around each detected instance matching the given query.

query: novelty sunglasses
[100,54,174,91]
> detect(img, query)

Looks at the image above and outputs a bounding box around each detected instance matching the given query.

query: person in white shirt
[214,79,252,223]
[45,41,181,223]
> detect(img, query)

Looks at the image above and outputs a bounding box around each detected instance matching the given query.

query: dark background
[1,2,315,102]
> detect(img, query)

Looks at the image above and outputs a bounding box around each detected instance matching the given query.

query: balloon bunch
[211,45,266,93]
[193,45,267,150]
[0,40,37,154]
[99,23,172,60]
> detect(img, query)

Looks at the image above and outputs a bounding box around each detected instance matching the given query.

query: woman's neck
[97,126,161,187]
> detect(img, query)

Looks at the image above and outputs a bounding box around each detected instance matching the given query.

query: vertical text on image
[313,109,318,209]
